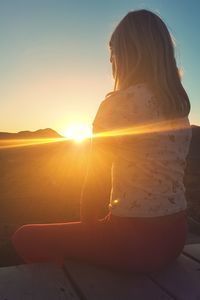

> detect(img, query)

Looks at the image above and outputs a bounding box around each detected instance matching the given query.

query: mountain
[0,128,63,139]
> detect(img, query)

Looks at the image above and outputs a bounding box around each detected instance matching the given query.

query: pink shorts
[11,210,188,273]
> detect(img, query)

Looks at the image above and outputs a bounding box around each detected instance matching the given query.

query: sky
[0,0,199,136]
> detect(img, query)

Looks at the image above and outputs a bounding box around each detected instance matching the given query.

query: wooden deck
[0,243,200,299]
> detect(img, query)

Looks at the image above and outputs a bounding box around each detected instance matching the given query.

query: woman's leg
[10,211,188,273]
[11,214,117,267]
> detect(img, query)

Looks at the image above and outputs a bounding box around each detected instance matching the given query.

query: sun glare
[64,123,92,142]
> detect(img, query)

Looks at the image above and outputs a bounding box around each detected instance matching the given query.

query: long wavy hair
[109,9,190,119]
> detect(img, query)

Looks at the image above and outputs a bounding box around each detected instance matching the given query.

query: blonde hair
[109,9,190,119]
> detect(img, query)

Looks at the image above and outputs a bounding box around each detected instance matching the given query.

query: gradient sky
[0,0,199,135]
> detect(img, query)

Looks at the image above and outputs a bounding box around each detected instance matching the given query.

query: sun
[64,123,92,142]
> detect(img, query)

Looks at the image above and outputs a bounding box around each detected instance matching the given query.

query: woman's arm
[80,128,114,223]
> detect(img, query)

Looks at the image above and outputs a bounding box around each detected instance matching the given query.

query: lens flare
[64,123,92,142]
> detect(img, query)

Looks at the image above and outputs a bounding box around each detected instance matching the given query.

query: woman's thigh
[11,217,115,266]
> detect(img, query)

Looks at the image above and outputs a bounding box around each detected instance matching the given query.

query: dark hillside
[0,139,110,225]
[184,125,200,222]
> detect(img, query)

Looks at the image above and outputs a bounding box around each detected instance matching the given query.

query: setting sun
[64,123,92,142]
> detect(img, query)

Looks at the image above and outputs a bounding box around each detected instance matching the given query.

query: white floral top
[93,83,192,217]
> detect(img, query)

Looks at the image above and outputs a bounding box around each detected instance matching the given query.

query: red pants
[11,210,188,273]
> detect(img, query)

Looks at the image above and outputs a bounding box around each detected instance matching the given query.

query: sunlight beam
[92,118,190,140]
[0,138,66,150]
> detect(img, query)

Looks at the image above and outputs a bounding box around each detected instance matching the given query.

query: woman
[4,9,192,273]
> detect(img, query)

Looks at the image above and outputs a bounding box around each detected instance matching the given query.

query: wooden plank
[0,263,79,300]
[148,254,200,300]
[186,232,200,244]
[182,243,200,262]
[64,260,173,300]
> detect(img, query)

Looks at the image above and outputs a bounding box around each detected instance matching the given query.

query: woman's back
[93,83,192,217]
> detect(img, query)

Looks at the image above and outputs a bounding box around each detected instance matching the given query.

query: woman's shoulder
[103,83,154,107]
[104,83,157,118]
[93,83,155,130]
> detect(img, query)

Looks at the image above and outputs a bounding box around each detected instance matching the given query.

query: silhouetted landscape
[0,126,199,244]
[0,128,63,139]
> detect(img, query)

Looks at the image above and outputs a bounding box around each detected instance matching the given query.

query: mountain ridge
[0,128,63,139]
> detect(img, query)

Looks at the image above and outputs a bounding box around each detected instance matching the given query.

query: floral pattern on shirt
[93,83,192,217]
